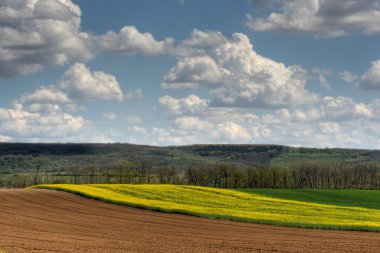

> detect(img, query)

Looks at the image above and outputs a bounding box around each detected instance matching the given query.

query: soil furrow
[0,189,378,253]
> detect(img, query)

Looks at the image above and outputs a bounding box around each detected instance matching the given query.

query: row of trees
[0,160,179,188]
[187,162,380,189]
[1,160,380,189]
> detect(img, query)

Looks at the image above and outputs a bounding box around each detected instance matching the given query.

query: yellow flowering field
[30,184,380,231]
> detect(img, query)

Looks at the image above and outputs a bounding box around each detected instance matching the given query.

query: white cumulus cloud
[59,63,124,102]
[0,103,110,142]
[312,68,332,91]
[158,94,209,116]
[164,30,318,107]
[162,55,226,88]
[0,101,112,143]
[98,26,172,55]
[0,0,94,77]
[247,0,380,38]
[360,60,380,89]
[321,96,373,121]
[20,86,72,104]
[319,122,340,135]
[339,71,358,83]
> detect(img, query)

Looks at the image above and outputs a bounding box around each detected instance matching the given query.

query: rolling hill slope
[1,143,380,173]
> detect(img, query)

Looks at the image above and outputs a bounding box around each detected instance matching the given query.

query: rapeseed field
[30,184,380,231]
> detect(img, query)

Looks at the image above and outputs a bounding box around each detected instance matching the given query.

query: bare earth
[0,190,379,253]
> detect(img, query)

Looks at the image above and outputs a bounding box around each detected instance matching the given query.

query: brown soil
[0,189,379,253]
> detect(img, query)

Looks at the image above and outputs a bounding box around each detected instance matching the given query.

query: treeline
[0,159,177,188]
[1,160,380,190]
[187,162,380,189]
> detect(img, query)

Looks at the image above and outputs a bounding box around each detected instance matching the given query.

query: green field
[30,184,380,231]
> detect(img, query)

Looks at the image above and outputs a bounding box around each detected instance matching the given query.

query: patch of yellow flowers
[30,184,380,231]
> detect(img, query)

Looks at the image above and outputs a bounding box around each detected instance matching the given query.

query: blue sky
[1,0,380,148]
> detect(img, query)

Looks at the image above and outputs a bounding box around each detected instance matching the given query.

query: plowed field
[0,189,379,253]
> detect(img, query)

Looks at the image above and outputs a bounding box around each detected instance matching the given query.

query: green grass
[30,184,380,232]
[237,189,380,210]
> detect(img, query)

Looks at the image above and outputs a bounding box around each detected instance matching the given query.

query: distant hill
[0,143,380,173]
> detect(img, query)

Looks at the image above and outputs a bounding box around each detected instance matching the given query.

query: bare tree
[68,166,82,184]
[135,158,153,184]
[33,158,47,185]
[113,161,133,184]
[86,164,98,184]
[157,167,177,184]
[282,168,289,188]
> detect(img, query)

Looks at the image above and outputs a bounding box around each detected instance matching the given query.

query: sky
[1,0,380,149]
